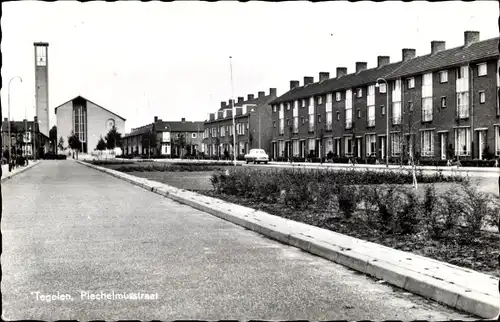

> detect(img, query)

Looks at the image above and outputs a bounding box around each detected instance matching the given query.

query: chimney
[355,62,367,74]
[464,31,480,47]
[377,56,390,68]
[228,99,234,107]
[431,41,446,55]
[3,118,7,122]
[269,88,277,96]
[258,91,265,98]
[402,48,416,62]
[319,72,330,82]
[237,97,244,105]
[154,116,158,122]
[34,116,37,122]
[221,101,227,109]
[336,67,347,78]
[181,118,185,123]
[303,76,314,85]
[290,80,300,90]
[247,94,254,101]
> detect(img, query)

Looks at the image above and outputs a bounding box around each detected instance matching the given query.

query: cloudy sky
[1,1,497,133]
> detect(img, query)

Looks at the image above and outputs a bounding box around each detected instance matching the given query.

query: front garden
[204,167,500,277]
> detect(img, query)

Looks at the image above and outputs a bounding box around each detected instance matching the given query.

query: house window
[301,117,305,124]
[302,99,306,107]
[392,102,402,125]
[457,66,468,79]
[335,92,341,101]
[287,119,290,126]
[477,63,487,77]
[379,83,387,94]
[273,121,276,128]
[407,77,415,89]
[408,101,414,112]
[357,109,361,118]
[365,134,376,157]
[317,115,322,123]
[286,103,290,111]
[357,88,362,98]
[441,96,447,108]
[479,91,485,104]
[420,130,434,157]
[422,97,433,122]
[455,128,471,156]
[317,96,323,104]
[367,106,375,127]
[192,133,197,138]
[336,112,340,121]
[273,105,277,113]
[439,71,448,83]
[456,92,469,118]
[391,133,401,156]
[381,105,385,116]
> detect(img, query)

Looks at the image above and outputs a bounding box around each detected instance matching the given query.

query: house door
[478,130,487,160]
[440,133,447,160]
[284,142,290,158]
[299,141,304,158]
[356,138,362,158]
[379,136,386,160]
[272,142,277,160]
[315,139,320,158]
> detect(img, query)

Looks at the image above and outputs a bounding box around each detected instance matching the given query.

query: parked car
[244,149,269,164]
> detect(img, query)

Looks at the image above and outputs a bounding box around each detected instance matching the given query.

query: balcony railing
[392,116,401,125]
[456,105,469,119]
[326,122,333,131]
[345,120,353,129]
[421,110,433,122]
[367,117,375,127]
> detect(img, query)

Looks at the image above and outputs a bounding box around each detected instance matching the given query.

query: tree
[49,126,57,153]
[105,125,122,150]
[68,132,82,159]
[95,136,106,158]
[57,136,65,153]
[172,133,187,158]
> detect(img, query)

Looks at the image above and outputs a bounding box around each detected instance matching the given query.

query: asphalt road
[1,161,474,320]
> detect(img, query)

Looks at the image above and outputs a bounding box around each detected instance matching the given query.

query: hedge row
[210,168,499,242]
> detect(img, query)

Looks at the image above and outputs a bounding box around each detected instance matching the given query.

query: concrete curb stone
[76,160,499,319]
[1,161,41,182]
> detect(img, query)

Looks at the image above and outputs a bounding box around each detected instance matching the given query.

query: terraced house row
[202,89,277,158]
[269,31,500,162]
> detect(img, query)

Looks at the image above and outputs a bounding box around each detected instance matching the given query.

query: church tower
[34,42,50,137]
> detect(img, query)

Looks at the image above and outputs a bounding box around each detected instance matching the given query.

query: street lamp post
[8,76,23,172]
[376,77,389,168]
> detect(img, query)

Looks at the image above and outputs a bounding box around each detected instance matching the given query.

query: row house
[123,117,204,157]
[203,88,277,158]
[1,117,50,158]
[270,31,500,162]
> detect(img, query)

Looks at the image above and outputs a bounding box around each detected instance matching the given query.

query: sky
[1,1,498,134]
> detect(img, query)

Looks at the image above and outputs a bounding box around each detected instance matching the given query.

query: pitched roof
[123,120,204,138]
[53,95,127,121]
[271,37,499,105]
[1,120,49,138]
[206,94,275,123]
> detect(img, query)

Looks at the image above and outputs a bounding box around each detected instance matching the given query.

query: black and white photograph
[1,1,499,320]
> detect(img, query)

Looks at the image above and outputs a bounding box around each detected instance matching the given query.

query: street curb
[1,161,41,182]
[77,160,499,319]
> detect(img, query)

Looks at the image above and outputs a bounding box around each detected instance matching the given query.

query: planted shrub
[395,188,422,235]
[459,182,490,240]
[334,184,359,219]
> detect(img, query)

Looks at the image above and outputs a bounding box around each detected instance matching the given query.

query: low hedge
[209,168,499,241]
[115,164,228,172]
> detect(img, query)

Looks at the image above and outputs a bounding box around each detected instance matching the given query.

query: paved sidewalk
[79,160,500,319]
[1,161,40,182]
